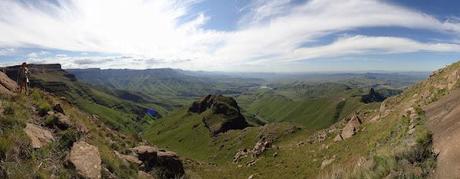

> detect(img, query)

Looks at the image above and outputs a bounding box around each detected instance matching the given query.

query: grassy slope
[30,70,161,134]
[144,62,459,178]
[0,90,139,178]
[144,109,301,164]
[188,62,460,178]
[237,86,377,129]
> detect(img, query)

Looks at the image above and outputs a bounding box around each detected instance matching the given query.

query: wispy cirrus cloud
[0,0,459,71]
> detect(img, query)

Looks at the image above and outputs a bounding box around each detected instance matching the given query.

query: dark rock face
[131,146,185,179]
[189,95,248,135]
[361,88,385,103]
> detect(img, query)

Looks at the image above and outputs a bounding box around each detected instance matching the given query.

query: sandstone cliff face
[189,95,248,135]
[0,71,18,96]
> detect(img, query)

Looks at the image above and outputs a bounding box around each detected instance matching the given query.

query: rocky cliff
[189,95,248,135]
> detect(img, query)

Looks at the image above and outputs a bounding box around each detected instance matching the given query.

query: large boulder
[69,141,101,179]
[138,171,156,179]
[0,71,18,92]
[131,145,185,178]
[341,114,362,139]
[24,123,55,148]
[0,71,18,96]
[114,151,142,166]
[189,95,248,135]
[47,112,73,130]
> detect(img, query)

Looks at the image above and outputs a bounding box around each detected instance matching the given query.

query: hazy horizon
[0,0,460,72]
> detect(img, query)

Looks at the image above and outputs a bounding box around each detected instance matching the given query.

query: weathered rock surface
[114,151,142,166]
[333,134,343,142]
[69,141,102,179]
[233,138,272,163]
[131,145,185,178]
[0,71,18,96]
[138,171,156,179]
[189,95,248,135]
[24,123,55,148]
[51,113,73,130]
[0,71,18,91]
[341,114,362,139]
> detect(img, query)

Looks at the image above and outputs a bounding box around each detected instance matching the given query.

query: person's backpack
[25,67,30,83]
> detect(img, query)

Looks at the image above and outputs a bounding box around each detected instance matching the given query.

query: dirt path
[425,89,460,179]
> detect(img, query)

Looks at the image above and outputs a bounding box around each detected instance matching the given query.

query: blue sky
[0,0,460,72]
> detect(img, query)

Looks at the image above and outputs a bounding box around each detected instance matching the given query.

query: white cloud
[0,0,459,70]
[286,35,460,62]
[0,48,16,56]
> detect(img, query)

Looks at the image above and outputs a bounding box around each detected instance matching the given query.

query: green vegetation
[237,84,379,129]
[0,89,140,178]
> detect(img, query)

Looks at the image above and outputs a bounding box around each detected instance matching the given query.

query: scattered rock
[252,138,272,157]
[369,115,379,123]
[248,174,256,179]
[102,167,117,179]
[408,128,416,135]
[307,130,328,144]
[333,134,343,142]
[24,123,55,148]
[48,113,73,130]
[138,171,155,179]
[233,138,272,163]
[246,159,257,167]
[341,114,362,139]
[69,141,101,179]
[233,149,249,163]
[115,151,142,166]
[321,158,335,169]
[76,123,89,134]
[297,141,305,146]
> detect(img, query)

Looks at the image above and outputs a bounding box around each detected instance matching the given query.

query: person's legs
[25,82,28,95]
[19,81,25,94]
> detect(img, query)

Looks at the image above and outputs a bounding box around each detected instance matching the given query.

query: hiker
[17,62,30,94]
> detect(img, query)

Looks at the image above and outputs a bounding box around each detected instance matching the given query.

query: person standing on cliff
[17,62,30,94]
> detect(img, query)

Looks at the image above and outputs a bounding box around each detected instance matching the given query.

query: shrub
[38,103,51,117]
[58,130,81,149]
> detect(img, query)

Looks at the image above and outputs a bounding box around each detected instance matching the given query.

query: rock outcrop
[69,141,102,179]
[24,123,55,148]
[131,145,185,178]
[337,114,362,140]
[47,112,73,130]
[233,137,273,163]
[189,95,248,135]
[361,88,385,103]
[0,71,18,96]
